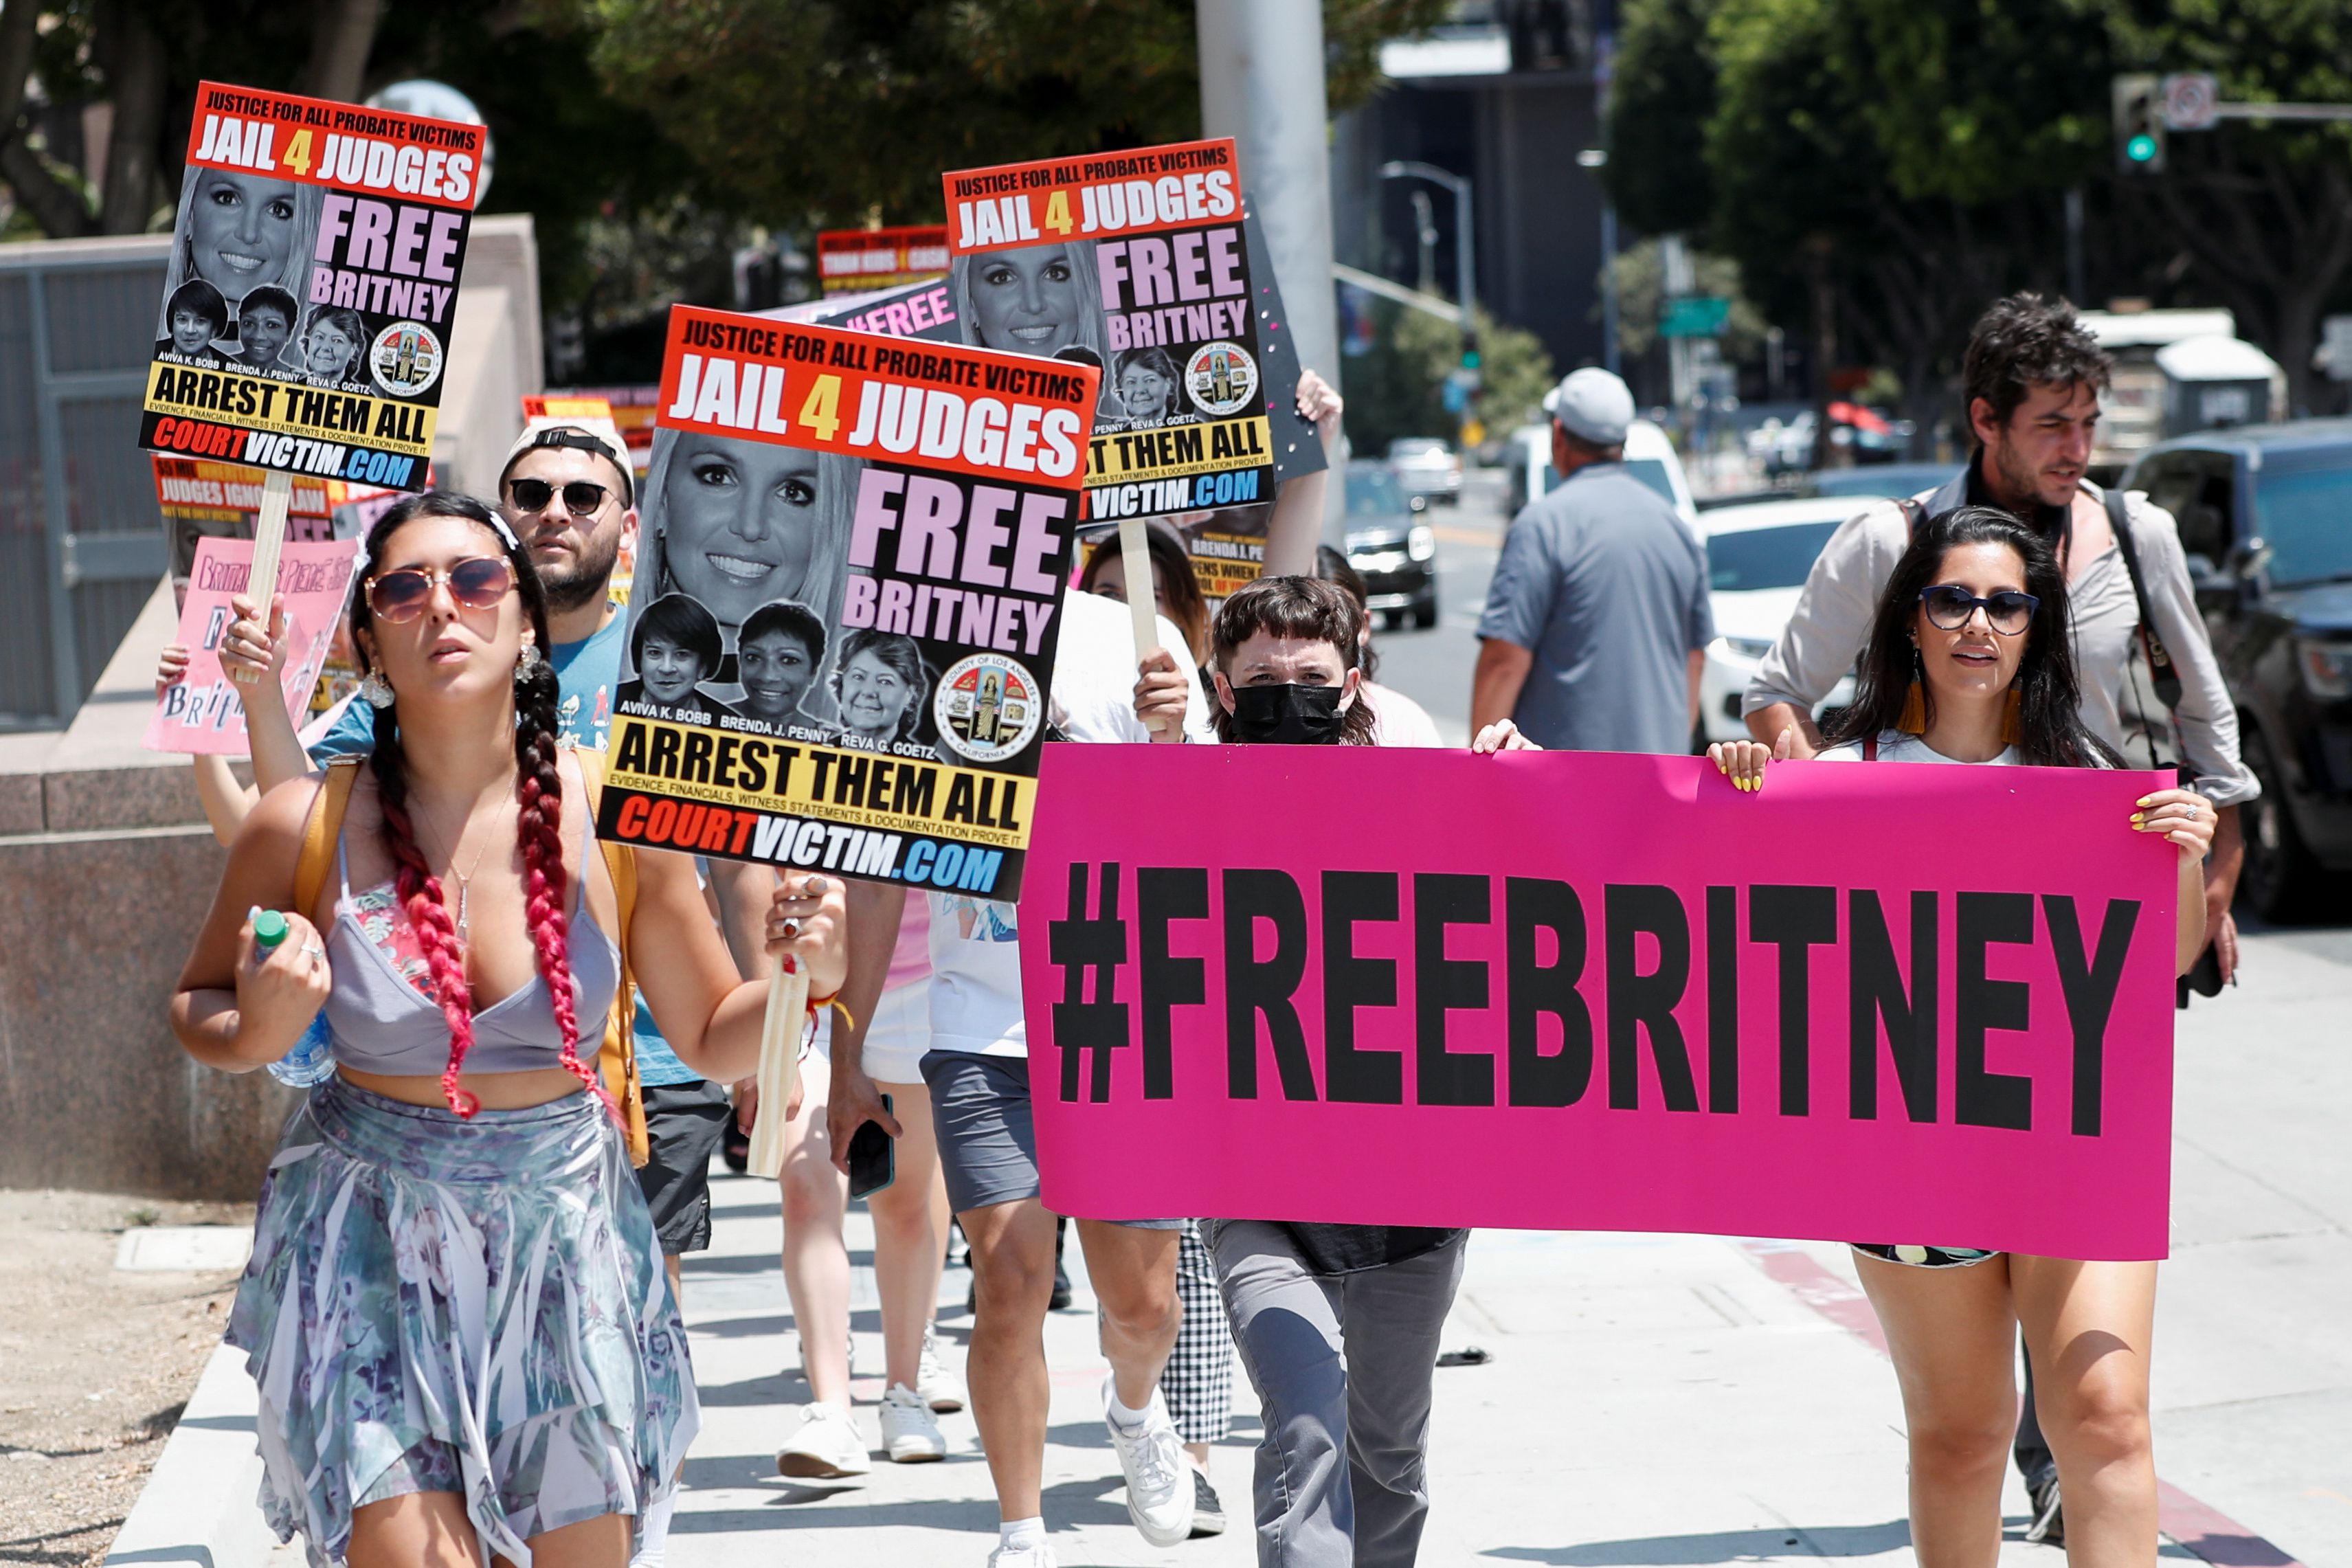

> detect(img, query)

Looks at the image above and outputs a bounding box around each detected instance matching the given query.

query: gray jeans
[1206,1221,1467,1568]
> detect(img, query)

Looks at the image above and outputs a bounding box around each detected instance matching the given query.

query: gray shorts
[918,1049,1180,1229]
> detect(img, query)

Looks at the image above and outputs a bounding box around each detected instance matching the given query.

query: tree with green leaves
[1609,0,2352,427]
[576,0,1450,225]
[1341,298,1553,454]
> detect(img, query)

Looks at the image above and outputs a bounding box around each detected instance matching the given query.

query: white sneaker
[1102,1378,1194,1546]
[878,1382,948,1462]
[774,1402,872,1478]
[985,1542,1057,1568]
[917,1323,966,1413]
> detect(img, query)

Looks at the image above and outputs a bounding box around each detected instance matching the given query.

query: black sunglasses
[1920,584,2039,636]
[506,478,614,516]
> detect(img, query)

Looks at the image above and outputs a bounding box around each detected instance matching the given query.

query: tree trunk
[0,0,96,237]
[1806,240,1841,469]
[98,7,166,234]
[301,0,385,104]
[0,139,94,237]
[0,0,40,132]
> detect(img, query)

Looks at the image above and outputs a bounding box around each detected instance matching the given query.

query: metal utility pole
[1378,161,1475,325]
[1198,0,1345,527]
[1410,189,1438,294]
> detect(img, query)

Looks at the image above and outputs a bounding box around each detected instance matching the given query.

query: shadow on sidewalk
[1482,1519,1910,1563]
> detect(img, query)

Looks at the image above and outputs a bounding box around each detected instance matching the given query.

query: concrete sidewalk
[671,1194,2105,1567]
[105,932,2346,1568]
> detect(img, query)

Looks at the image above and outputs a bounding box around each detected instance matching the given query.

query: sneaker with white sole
[985,1543,1057,1568]
[1101,1378,1194,1546]
[917,1323,966,1413]
[878,1382,948,1462]
[774,1403,871,1478]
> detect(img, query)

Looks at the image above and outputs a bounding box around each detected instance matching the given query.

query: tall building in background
[1331,1,1608,371]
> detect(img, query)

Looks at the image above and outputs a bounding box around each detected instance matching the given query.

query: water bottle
[269,1011,337,1088]
[252,907,337,1088]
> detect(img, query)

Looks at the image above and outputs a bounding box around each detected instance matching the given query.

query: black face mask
[1227,682,1347,746]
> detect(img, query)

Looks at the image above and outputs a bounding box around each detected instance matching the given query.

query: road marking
[1432,524,1499,547]
[1733,1239,2311,1568]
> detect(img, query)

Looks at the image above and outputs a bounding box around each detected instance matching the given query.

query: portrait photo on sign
[155,166,324,372]
[618,426,860,740]
[949,242,1123,421]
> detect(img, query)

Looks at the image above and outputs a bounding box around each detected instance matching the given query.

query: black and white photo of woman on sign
[948,241,1127,422]
[154,157,467,402]
[949,234,1262,439]
[155,164,323,376]
[618,423,1055,770]
[619,427,858,740]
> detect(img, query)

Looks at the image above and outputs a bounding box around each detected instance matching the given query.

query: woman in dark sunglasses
[1708,506,2214,1568]
[169,492,848,1568]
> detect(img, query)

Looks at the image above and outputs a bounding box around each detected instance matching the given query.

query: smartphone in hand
[848,1093,896,1200]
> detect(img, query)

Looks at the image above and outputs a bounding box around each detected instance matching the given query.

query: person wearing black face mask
[1134,575,1463,1568]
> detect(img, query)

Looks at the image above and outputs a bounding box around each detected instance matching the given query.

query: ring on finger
[779,917,800,940]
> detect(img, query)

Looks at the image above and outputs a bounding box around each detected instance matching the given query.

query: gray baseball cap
[1542,368,1636,446]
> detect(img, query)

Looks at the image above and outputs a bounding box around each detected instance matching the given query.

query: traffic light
[2113,74,2166,174]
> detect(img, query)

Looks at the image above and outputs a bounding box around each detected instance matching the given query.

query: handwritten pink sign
[1019,745,2180,1260]
[145,536,359,755]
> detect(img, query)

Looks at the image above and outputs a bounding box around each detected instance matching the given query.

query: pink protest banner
[146,535,360,754]
[1018,744,2181,1260]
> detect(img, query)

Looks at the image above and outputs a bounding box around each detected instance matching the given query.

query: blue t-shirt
[1476,462,1714,754]
[310,612,702,1085]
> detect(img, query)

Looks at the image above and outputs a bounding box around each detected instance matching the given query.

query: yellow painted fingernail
[2130,813,2145,826]
[2136,796,2155,808]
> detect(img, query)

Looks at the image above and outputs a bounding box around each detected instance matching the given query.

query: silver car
[1385,437,1464,504]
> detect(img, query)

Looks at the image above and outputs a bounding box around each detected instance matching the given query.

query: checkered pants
[1158,1220,1233,1443]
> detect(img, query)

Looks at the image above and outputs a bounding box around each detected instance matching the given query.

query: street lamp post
[1377,161,1474,325]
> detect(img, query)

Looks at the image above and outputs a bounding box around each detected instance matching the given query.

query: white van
[1503,419,1696,525]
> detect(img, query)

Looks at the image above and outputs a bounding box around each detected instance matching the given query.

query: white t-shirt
[1363,680,1444,748]
[1816,730,2024,766]
[926,590,1213,1057]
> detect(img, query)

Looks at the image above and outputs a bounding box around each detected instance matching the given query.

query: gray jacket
[1741,470,2257,805]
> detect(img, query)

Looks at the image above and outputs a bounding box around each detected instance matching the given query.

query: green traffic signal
[2126,133,2159,163]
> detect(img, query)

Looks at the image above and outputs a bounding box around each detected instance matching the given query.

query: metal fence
[0,234,172,728]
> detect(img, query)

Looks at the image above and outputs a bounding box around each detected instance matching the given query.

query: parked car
[1344,461,1439,629]
[1503,420,1696,526]
[1386,437,1464,505]
[1692,495,1860,746]
[2125,421,2352,919]
[1802,463,1960,502]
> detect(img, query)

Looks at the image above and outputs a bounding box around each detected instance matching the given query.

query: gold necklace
[414,787,515,943]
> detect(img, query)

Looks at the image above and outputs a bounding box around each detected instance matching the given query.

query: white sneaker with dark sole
[879,1382,948,1462]
[775,1402,871,1478]
[1102,1378,1194,1546]
[917,1322,966,1413]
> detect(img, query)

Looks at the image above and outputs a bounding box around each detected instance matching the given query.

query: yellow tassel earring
[2001,685,2024,746]
[1897,648,1928,735]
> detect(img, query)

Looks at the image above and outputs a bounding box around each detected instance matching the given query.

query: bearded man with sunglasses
[1738,293,2256,1548]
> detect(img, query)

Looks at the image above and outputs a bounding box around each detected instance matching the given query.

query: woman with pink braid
[171,492,849,1568]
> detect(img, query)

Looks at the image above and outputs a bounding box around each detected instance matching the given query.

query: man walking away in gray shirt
[1472,368,1713,752]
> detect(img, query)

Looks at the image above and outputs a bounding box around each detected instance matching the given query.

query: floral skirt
[227,1077,698,1567]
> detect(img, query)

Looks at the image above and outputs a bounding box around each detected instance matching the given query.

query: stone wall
[0,581,295,1199]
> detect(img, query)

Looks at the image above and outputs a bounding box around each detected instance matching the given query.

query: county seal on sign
[1184,341,1259,417]
[933,653,1042,764]
[370,322,446,396]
